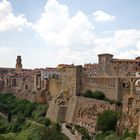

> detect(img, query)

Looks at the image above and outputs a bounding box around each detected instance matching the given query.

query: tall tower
[98,53,113,76]
[16,56,22,72]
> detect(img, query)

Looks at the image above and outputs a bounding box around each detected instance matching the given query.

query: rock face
[0,54,140,136]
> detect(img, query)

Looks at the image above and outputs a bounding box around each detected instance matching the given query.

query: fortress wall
[81,77,120,100]
[46,100,60,122]
[72,96,115,129]
[49,79,61,98]
[84,87,118,100]
[60,66,77,96]
[65,96,78,123]
[57,105,67,122]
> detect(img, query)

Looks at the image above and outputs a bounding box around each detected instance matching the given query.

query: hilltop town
[0,53,140,139]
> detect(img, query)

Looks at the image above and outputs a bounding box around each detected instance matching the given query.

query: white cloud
[33,0,94,48]
[93,10,115,21]
[0,0,31,32]
[92,29,140,60]
[112,29,140,48]
[32,0,140,66]
[0,47,16,55]
[0,0,139,68]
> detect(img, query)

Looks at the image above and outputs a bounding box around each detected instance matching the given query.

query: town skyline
[0,0,140,68]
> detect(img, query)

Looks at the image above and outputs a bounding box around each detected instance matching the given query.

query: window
[128,98,133,107]
[122,83,125,88]
[11,79,16,87]
[25,85,28,89]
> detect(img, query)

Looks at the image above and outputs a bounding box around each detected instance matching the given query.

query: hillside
[0,93,69,140]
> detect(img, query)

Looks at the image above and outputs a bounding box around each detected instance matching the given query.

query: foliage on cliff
[0,93,69,140]
[84,90,105,100]
[0,93,48,118]
[84,90,122,106]
[74,124,91,140]
[95,131,136,140]
[97,110,118,132]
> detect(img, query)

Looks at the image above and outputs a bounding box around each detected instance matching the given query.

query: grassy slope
[0,93,69,140]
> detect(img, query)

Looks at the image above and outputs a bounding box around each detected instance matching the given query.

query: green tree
[123,137,135,140]
[35,117,51,128]
[44,118,51,127]
[122,130,136,140]
[94,91,105,100]
[84,90,106,100]
[105,133,120,140]
[84,90,94,98]
[97,110,118,132]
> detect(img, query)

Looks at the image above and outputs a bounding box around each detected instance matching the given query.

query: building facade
[0,54,140,136]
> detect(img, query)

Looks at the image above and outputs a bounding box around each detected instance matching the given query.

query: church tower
[16,56,22,72]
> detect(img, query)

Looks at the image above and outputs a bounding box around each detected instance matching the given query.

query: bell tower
[16,56,22,72]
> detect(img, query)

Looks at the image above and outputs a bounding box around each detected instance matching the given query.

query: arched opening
[121,79,130,88]
[120,79,130,99]
[133,79,140,94]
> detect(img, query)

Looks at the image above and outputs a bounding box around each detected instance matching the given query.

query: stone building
[98,53,140,76]
[1,54,140,137]
[0,56,49,103]
[15,55,22,72]
[41,67,60,80]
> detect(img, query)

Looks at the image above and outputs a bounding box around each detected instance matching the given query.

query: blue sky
[0,0,140,68]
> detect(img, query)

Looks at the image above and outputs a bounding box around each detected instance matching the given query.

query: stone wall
[81,76,120,100]
[72,96,115,133]
[1,70,48,103]
[49,79,61,98]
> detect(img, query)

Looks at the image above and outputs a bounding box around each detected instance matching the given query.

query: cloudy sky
[0,0,140,68]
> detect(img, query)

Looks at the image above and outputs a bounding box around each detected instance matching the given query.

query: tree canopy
[97,110,118,132]
[84,90,105,100]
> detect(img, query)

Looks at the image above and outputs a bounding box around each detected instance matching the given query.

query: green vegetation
[94,108,136,140]
[95,132,120,140]
[74,125,91,140]
[121,129,136,140]
[0,122,69,140]
[83,90,135,140]
[84,90,105,100]
[97,110,118,132]
[0,93,48,118]
[34,117,51,127]
[0,103,11,122]
[84,90,122,106]
[95,131,136,140]
[0,93,69,140]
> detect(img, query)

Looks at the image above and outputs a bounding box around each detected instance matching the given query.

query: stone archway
[120,79,130,88]
[133,79,140,94]
[119,79,131,100]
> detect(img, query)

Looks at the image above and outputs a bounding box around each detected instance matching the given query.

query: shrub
[105,133,120,140]
[84,90,94,98]
[0,135,7,140]
[0,103,11,122]
[97,110,118,132]
[74,125,91,140]
[94,91,105,100]
[122,130,136,140]
[35,117,51,127]
[84,90,106,100]
[123,137,134,140]
[54,123,61,132]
